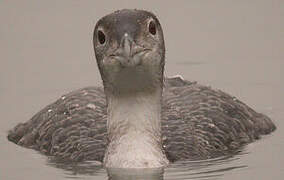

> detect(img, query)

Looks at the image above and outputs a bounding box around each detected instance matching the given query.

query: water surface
[1,1,283,179]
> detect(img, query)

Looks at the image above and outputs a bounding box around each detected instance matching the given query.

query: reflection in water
[165,154,247,180]
[107,168,164,180]
[47,159,105,177]
[45,153,247,180]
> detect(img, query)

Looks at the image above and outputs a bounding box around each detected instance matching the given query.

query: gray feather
[7,77,275,162]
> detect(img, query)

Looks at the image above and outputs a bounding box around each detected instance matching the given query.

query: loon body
[8,9,275,168]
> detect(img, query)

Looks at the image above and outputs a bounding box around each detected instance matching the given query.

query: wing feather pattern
[8,78,275,162]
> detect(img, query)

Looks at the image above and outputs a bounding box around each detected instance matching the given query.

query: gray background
[0,0,283,179]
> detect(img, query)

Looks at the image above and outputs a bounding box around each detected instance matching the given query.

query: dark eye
[148,21,156,35]
[98,30,106,44]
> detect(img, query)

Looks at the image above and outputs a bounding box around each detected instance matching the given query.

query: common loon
[8,9,275,168]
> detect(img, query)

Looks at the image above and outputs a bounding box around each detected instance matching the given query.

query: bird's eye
[98,30,106,44]
[148,21,156,35]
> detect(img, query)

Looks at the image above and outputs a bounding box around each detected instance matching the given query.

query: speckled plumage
[7,9,276,166]
[7,77,275,162]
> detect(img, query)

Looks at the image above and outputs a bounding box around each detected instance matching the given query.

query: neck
[103,87,169,168]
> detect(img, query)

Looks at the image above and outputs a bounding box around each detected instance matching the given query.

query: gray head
[93,9,165,95]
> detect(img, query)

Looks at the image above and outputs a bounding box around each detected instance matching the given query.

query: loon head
[93,9,165,95]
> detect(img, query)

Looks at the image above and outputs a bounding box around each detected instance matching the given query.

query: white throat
[103,88,169,168]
